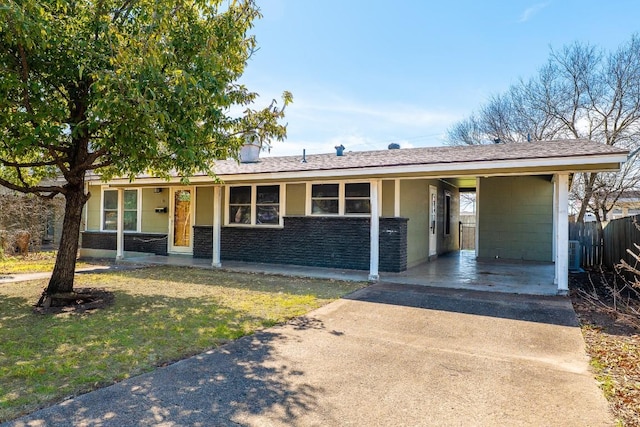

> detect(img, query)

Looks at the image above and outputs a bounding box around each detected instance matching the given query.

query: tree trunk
[43,183,89,297]
[576,172,597,222]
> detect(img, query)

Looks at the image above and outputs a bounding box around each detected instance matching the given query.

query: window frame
[100,187,142,232]
[444,190,452,236]
[306,181,372,217]
[225,184,284,228]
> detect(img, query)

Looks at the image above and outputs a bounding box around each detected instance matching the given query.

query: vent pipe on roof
[388,143,400,150]
[335,144,345,156]
[301,149,307,163]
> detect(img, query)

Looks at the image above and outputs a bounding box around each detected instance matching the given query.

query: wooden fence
[602,215,640,271]
[568,215,640,270]
[569,221,603,268]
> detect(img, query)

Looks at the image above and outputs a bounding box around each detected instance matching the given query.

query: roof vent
[493,138,501,144]
[335,144,345,156]
[301,149,307,163]
[388,143,400,150]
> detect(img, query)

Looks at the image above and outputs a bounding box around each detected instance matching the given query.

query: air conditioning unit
[568,240,582,272]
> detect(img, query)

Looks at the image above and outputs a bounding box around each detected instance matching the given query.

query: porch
[116,250,557,296]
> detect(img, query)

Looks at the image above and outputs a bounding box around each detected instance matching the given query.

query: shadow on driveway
[345,282,579,327]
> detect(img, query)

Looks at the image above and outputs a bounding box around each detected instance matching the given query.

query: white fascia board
[104,153,626,186]
[214,154,627,182]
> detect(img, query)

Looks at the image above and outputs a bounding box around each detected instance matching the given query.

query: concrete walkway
[5,283,612,426]
[119,250,558,295]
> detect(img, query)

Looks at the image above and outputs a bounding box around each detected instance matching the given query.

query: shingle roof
[209,139,628,176]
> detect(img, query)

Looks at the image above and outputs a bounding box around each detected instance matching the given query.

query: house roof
[208,139,628,176]
[100,139,629,186]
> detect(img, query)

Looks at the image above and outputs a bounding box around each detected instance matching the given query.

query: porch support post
[369,180,380,281]
[212,185,222,268]
[475,177,480,258]
[394,179,401,217]
[554,173,569,294]
[116,188,124,260]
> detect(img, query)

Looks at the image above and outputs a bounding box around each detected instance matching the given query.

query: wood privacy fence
[602,215,640,270]
[569,222,603,268]
[569,215,640,270]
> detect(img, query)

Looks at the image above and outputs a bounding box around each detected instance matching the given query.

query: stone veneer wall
[193,216,408,272]
[81,231,168,255]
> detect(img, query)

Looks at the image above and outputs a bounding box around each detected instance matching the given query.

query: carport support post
[554,173,569,294]
[369,180,380,281]
[116,188,124,260]
[212,185,222,268]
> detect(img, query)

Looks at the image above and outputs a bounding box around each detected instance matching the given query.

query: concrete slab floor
[116,250,557,296]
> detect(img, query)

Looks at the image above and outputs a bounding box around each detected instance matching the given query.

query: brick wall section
[193,216,407,272]
[81,231,168,255]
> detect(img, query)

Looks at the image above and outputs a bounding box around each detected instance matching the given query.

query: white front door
[169,187,194,254]
[429,185,438,257]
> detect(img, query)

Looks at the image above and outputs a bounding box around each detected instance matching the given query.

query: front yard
[0,265,365,422]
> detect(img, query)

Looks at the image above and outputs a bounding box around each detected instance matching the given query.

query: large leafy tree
[0,0,291,305]
[447,35,640,222]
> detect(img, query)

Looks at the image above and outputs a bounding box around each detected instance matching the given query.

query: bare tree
[448,36,640,222]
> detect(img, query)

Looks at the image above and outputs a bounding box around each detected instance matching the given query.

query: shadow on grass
[1,285,331,426]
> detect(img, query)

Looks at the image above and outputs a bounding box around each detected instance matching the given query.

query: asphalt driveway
[6,283,612,426]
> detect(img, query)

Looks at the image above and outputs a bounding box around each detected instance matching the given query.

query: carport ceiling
[441,177,477,190]
[441,174,554,191]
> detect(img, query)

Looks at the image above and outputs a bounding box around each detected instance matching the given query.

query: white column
[555,173,569,294]
[116,188,124,260]
[475,177,480,258]
[212,186,222,268]
[369,180,380,281]
[394,179,401,217]
[552,177,558,264]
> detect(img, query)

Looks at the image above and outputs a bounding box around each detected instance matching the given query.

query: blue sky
[240,1,640,157]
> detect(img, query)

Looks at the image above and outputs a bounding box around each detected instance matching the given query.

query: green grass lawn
[0,266,365,422]
[0,252,92,274]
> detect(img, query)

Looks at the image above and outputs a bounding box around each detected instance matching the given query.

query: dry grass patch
[0,266,366,422]
[0,252,93,274]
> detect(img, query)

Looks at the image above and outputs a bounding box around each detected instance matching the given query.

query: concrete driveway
[6,283,612,426]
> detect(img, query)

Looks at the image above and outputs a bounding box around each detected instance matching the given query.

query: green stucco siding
[382,180,395,217]
[400,179,430,267]
[86,184,102,230]
[196,186,214,225]
[286,183,306,215]
[478,176,552,262]
[141,188,169,233]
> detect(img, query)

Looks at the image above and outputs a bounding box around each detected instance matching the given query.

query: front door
[169,187,194,254]
[429,185,437,257]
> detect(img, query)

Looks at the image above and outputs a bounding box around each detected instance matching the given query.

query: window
[309,182,371,215]
[229,186,252,224]
[311,184,339,214]
[256,185,280,224]
[345,183,371,214]
[228,185,281,226]
[444,191,452,235]
[102,189,139,231]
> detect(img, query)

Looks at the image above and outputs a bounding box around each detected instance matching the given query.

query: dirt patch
[570,272,640,426]
[33,288,115,315]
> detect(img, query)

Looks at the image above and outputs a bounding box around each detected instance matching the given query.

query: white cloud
[237,82,463,157]
[518,2,549,23]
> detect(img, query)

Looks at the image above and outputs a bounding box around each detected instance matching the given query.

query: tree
[447,36,640,222]
[0,0,291,305]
